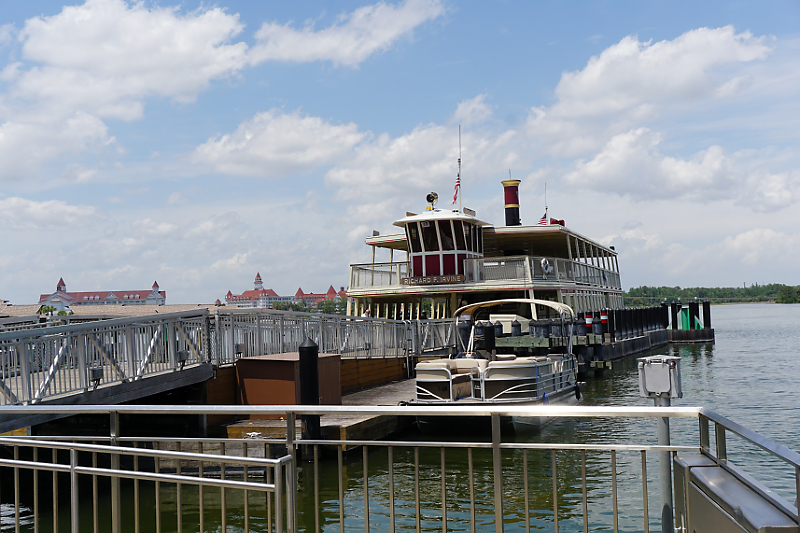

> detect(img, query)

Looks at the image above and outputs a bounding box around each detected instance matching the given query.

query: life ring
[541,258,553,277]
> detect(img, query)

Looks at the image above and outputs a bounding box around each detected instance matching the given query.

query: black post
[689,301,700,330]
[670,302,679,331]
[608,308,616,342]
[702,300,711,329]
[299,337,321,441]
[576,312,586,336]
[660,303,669,329]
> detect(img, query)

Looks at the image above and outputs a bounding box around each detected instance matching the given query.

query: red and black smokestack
[501,179,521,226]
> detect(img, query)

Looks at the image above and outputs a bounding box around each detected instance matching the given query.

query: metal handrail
[3,404,799,533]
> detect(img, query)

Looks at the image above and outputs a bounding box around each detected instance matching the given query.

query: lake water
[299,303,800,533]
[3,303,799,532]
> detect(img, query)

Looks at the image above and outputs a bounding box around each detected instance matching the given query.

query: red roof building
[225,273,293,308]
[225,274,347,308]
[39,279,166,311]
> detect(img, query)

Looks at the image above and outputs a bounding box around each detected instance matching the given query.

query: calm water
[3,303,800,532]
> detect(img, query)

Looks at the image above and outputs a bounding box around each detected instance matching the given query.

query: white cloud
[133,218,178,236]
[562,127,800,211]
[0,24,14,48]
[249,0,444,67]
[15,0,248,118]
[0,197,98,229]
[0,112,112,181]
[527,26,773,157]
[192,109,366,177]
[451,94,493,126]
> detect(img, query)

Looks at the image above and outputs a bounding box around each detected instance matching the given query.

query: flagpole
[458,126,462,213]
[545,182,548,220]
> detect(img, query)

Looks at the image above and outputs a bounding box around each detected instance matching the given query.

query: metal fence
[0,309,457,406]
[0,432,294,533]
[0,310,209,407]
[1,404,798,533]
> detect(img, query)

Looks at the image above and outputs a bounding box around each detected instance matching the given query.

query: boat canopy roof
[454,298,576,320]
[393,208,491,228]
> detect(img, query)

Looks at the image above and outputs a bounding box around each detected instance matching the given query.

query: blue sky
[1,0,799,304]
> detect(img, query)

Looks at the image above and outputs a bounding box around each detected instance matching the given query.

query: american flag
[452,172,460,204]
[536,213,547,225]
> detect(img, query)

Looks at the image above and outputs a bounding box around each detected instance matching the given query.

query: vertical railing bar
[715,422,727,462]
[612,450,618,533]
[133,442,140,533]
[198,441,205,533]
[14,445,20,533]
[552,449,558,533]
[523,449,529,533]
[70,448,79,533]
[389,446,395,533]
[93,449,99,533]
[244,441,250,533]
[364,445,370,533]
[415,447,421,533]
[699,415,710,453]
[468,448,475,533]
[176,441,182,533]
[221,441,227,533]
[155,442,161,533]
[642,450,650,533]
[33,446,39,533]
[441,446,447,533]
[581,450,588,533]
[491,414,503,533]
[275,452,284,533]
[53,447,59,533]
[339,444,345,533]
[267,443,272,533]
[314,445,320,533]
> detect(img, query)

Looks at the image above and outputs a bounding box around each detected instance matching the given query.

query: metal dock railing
[1,404,798,533]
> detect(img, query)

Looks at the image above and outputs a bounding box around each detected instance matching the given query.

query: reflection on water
[2,304,799,532]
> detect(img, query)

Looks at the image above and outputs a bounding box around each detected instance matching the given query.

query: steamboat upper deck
[346,180,623,320]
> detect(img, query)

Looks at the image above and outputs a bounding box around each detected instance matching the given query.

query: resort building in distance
[224,272,347,308]
[38,278,166,311]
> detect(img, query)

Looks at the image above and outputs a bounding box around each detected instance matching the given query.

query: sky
[1,0,800,304]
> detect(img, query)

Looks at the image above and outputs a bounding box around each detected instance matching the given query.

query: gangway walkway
[0,308,456,432]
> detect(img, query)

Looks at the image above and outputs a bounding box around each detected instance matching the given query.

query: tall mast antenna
[458,126,462,212]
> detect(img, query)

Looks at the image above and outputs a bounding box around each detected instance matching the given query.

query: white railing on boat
[349,256,622,291]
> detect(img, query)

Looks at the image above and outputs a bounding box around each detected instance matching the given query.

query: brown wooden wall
[205,366,237,424]
[207,357,409,405]
[341,358,408,394]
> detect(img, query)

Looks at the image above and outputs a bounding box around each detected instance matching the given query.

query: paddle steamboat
[345,179,623,321]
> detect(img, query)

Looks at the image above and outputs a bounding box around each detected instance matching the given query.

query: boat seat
[415,360,452,381]
[451,358,488,373]
[495,354,517,361]
[485,358,540,379]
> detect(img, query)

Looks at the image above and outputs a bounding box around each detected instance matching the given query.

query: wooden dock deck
[224,379,417,442]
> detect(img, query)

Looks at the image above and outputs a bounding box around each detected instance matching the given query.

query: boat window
[463,223,473,252]
[469,223,478,252]
[406,223,422,253]
[453,221,466,250]
[420,220,440,251]
[438,220,455,251]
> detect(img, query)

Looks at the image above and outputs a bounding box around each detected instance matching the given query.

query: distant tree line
[623,283,800,306]
[272,298,347,315]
